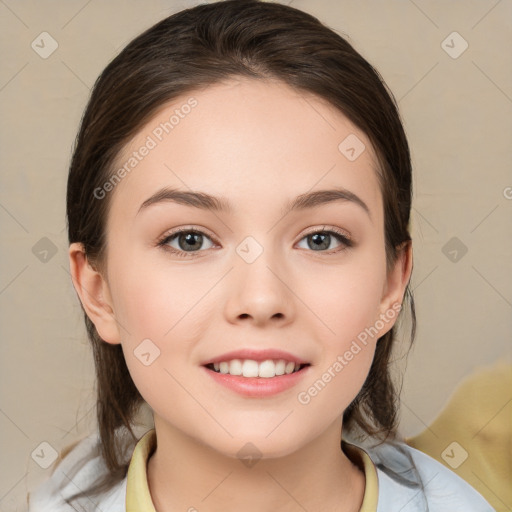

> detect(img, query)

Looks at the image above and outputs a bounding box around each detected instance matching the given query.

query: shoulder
[368,441,496,512]
[27,431,129,512]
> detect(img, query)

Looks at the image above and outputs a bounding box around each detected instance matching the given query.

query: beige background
[1,0,511,510]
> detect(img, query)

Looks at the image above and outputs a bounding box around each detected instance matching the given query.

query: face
[76,77,409,459]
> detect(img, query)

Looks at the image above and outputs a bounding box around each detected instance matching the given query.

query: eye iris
[309,233,329,250]
[180,232,202,251]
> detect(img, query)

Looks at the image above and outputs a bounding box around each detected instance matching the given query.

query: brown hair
[64,0,415,503]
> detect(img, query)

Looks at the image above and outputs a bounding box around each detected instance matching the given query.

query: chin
[205,427,309,462]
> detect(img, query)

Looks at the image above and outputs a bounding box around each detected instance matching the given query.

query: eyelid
[301,225,352,241]
[158,224,216,237]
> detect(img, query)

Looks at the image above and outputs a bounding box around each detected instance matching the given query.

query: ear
[376,240,413,336]
[68,242,121,345]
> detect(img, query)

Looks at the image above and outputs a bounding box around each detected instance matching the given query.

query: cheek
[295,266,384,420]
[292,251,386,407]
[107,253,219,392]
[112,266,206,421]
[109,252,213,341]
[295,343,375,436]
[296,255,386,347]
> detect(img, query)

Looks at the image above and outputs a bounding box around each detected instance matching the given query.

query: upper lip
[201,349,310,366]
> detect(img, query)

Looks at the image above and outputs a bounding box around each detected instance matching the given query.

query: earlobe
[377,241,413,335]
[68,242,121,345]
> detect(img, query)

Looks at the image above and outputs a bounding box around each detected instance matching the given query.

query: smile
[205,358,309,378]
[202,360,311,398]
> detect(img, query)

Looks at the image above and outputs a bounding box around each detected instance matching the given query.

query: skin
[69,77,413,512]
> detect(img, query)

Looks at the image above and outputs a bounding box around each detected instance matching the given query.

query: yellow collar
[126,429,378,511]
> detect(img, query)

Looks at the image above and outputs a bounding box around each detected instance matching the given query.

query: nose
[224,243,295,327]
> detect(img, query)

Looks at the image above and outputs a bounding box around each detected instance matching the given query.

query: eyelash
[156,226,353,259]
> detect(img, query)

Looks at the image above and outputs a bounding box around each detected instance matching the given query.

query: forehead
[108,77,382,222]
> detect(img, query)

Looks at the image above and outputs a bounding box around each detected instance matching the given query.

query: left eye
[297,230,351,252]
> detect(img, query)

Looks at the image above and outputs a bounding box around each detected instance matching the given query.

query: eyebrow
[136,186,371,220]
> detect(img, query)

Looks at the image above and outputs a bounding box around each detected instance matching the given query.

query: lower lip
[201,365,311,397]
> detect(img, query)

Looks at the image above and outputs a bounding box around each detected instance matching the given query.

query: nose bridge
[225,233,293,324]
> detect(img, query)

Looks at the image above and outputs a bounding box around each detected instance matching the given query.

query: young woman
[28,1,495,510]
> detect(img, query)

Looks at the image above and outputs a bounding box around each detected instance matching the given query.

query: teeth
[286,361,296,374]
[243,359,259,377]
[258,360,276,378]
[275,360,286,375]
[210,359,304,377]
[230,359,243,375]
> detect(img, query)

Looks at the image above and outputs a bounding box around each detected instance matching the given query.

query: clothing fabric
[27,427,495,511]
[125,431,380,511]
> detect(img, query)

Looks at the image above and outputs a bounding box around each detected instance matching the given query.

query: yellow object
[407,361,512,512]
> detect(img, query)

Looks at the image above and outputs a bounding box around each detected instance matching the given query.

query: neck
[146,415,365,512]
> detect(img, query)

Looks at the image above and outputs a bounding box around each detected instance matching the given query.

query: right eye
[157,228,216,258]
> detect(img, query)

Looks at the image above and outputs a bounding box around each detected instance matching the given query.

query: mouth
[200,349,312,396]
[202,359,312,397]
[203,359,311,378]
